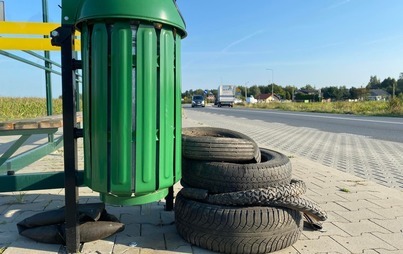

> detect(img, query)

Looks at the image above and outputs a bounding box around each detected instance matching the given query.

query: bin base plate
[100,188,169,206]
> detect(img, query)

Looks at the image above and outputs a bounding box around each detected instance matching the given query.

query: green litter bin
[76,0,186,205]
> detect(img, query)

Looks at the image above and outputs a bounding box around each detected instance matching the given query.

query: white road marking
[215,108,403,125]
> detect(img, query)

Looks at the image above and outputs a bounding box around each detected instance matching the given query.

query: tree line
[182,74,403,102]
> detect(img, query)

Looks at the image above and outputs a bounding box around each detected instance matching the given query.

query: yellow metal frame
[0,21,80,50]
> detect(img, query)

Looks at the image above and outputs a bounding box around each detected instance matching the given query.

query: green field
[0,97,402,121]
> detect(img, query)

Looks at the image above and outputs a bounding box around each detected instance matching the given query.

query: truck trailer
[216,85,235,107]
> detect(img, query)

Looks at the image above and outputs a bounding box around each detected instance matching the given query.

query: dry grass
[237,100,403,116]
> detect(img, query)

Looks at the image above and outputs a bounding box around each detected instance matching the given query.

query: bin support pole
[165,186,174,211]
[59,24,80,253]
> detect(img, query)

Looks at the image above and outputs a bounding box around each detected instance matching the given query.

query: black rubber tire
[182,127,261,163]
[182,148,292,193]
[175,192,303,254]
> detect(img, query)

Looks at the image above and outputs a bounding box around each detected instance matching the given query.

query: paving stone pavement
[183,108,403,189]
[0,113,403,254]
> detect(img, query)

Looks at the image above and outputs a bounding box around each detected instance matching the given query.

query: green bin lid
[76,0,186,37]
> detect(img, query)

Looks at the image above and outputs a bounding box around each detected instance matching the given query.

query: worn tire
[182,127,261,163]
[182,148,292,193]
[175,192,303,254]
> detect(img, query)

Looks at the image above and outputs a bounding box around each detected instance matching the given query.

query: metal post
[244,81,249,101]
[165,186,174,211]
[58,25,80,253]
[42,0,54,142]
[0,1,5,21]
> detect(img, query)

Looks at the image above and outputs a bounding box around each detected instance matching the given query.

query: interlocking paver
[364,249,403,254]
[1,111,403,253]
[325,211,351,223]
[292,236,350,254]
[319,201,351,213]
[335,199,384,211]
[164,231,193,252]
[333,209,385,222]
[3,237,63,254]
[305,193,350,204]
[372,232,403,249]
[332,233,397,253]
[370,217,403,233]
[334,191,386,202]
[80,238,115,253]
[333,220,391,236]
[367,207,403,219]
[301,222,350,239]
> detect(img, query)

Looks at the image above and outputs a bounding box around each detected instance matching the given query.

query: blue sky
[1,0,403,97]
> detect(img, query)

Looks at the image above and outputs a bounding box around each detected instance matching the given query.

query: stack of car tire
[176,127,327,254]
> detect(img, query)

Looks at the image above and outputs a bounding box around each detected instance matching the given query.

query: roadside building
[256,93,280,103]
[368,89,390,101]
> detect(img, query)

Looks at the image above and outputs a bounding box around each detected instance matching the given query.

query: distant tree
[367,75,381,89]
[339,86,350,100]
[273,84,286,99]
[349,87,359,99]
[258,85,269,94]
[193,89,204,95]
[300,84,315,91]
[210,89,218,98]
[284,85,297,100]
[322,86,338,100]
[237,86,246,98]
[397,74,403,96]
[358,87,369,100]
[380,77,396,95]
[181,89,192,99]
[248,85,261,97]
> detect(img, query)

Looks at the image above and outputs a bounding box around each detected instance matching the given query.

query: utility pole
[244,81,249,99]
[266,68,274,101]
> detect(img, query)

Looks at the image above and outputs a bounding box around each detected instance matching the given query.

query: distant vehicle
[217,85,235,107]
[191,95,205,107]
[246,95,257,104]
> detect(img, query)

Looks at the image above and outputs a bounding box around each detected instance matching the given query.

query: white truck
[216,85,236,107]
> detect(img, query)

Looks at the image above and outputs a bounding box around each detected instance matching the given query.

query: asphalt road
[187,105,403,143]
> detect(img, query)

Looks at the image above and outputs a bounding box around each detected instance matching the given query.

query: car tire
[182,148,292,193]
[182,127,261,163]
[175,192,303,254]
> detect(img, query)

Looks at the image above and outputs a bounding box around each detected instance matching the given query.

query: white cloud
[221,30,265,53]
